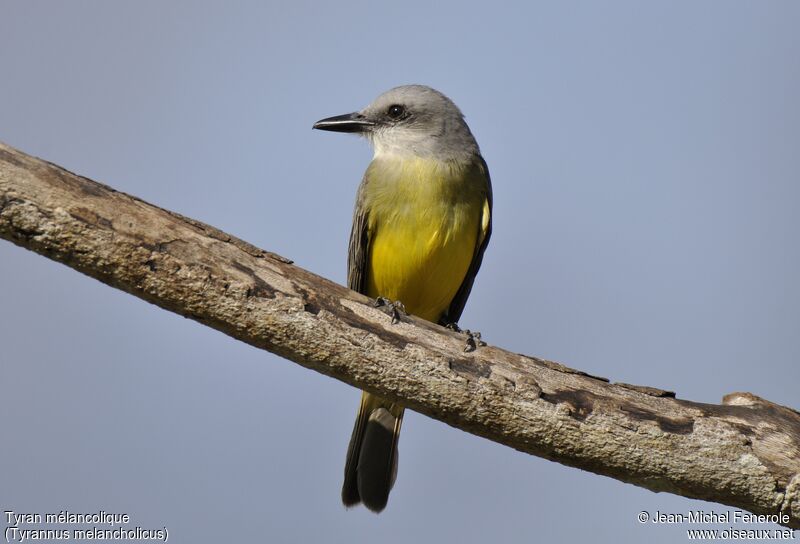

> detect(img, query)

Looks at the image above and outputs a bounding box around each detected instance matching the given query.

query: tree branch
[1,141,798,528]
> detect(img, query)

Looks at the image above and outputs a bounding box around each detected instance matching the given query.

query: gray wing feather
[440,156,493,326]
[347,179,370,294]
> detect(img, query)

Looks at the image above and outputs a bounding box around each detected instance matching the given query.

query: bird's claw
[445,322,462,333]
[462,329,486,353]
[374,297,407,324]
[443,321,486,352]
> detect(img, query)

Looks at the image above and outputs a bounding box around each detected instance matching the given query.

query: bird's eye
[387,104,406,119]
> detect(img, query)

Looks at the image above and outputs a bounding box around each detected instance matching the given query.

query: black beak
[313,112,375,133]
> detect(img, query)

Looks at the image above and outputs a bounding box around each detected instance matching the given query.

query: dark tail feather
[342,393,371,507]
[341,392,404,513]
[357,406,400,512]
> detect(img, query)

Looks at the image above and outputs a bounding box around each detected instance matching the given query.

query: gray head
[313,85,480,161]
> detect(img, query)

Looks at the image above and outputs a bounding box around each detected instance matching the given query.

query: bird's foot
[374,297,407,324]
[444,321,462,333]
[462,330,486,353]
[443,321,486,352]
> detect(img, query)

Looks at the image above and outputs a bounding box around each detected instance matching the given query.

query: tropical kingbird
[313,85,492,512]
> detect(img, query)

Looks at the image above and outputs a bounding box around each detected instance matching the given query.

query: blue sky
[1,2,798,542]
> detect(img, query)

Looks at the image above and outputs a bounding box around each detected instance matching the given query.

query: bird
[313,85,492,512]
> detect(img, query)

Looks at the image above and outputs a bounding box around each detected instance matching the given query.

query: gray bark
[1,142,797,528]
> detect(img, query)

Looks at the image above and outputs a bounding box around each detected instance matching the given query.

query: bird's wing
[441,156,493,326]
[347,178,371,294]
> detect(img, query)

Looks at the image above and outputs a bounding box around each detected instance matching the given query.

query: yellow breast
[362,156,486,322]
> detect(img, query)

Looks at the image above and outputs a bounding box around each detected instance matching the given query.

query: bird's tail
[342,391,404,513]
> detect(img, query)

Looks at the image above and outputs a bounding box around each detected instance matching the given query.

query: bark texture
[1,142,798,528]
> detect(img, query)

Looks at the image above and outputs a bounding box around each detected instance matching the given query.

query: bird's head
[313,85,479,161]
